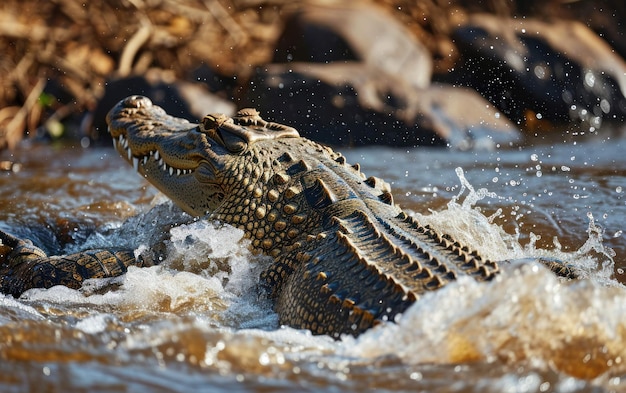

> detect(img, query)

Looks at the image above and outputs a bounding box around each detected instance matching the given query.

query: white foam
[338,167,626,378]
[75,313,113,334]
[0,293,44,324]
[165,220,249,276]
[343,263,626,371]
[22,219,276,330]
[412,167,617,282]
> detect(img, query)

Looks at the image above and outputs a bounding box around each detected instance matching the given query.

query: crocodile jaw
[107,96,228,216]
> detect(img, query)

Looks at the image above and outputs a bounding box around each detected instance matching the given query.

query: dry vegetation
[1,0,299,149]
[0,0,617,149]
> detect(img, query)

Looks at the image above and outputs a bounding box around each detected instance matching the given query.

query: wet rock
[443,14,626,131]
[273,3,432,89]
[90,70,235,143]
[244,62,519,149]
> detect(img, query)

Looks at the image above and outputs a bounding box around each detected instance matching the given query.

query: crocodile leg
[0,230,151,297]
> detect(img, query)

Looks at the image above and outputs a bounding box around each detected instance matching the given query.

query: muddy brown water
[0,133,624,392]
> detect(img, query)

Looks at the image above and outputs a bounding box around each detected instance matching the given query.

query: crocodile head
[106,95,300,216]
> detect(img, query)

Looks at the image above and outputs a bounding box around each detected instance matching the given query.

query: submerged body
[0,96,574,337]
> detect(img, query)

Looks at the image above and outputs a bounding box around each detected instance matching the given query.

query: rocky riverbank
[1,0,624,149]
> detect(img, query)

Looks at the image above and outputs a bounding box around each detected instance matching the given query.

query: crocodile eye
[201,114,248,153]
[215,128,247,153]
[201,110,299,154]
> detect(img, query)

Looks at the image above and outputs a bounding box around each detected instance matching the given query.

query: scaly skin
[0,231,151,296]
[0,96,576,337]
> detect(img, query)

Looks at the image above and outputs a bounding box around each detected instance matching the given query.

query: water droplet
[533,64,548,79]
[584,71,596,88]
[539,382,551,392]
[259,352,270,366]
[600,99,611,114]
[410,372,423,380]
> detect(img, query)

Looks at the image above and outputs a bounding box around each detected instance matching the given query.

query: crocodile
[0,96,576,337]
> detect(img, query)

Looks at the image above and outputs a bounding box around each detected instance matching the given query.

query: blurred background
[1,0,624,149]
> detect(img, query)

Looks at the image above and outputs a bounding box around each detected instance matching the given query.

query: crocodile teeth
[113,136,134,163]
[140,149,191,176]
[132,157,139,171]
[118,135,129,151]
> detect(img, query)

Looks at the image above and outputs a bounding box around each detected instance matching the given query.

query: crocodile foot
[0,230,146,297]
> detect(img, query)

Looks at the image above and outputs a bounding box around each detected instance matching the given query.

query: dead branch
[4,78,45,149]
[118,18,153,77]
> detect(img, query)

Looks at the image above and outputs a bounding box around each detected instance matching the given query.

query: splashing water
[1,146,626,392]
[342,167,626,380]
[413,167,617,283]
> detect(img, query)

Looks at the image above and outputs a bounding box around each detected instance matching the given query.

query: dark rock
[273,3,432,89]
[89,70,235,144]
[188,64,239,98]
[579,2,626,63]
[441,15,626,131]
[420,84,521,149]
[244,62,519,149]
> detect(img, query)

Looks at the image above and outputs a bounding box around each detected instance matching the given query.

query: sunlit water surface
[0,134,625,392]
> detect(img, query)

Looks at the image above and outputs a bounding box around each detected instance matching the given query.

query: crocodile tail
[0,230,148,297]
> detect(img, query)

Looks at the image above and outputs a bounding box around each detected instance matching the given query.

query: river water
[0,130,624,392]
